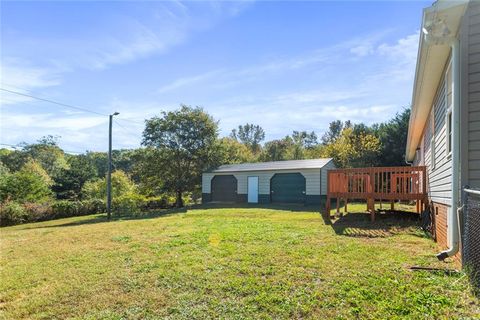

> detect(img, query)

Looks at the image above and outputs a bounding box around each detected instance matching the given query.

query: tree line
[0,104,410,225]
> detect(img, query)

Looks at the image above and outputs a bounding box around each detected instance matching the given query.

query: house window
[446,109,452,156]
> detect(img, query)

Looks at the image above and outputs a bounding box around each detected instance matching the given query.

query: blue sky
[0,1,429,152]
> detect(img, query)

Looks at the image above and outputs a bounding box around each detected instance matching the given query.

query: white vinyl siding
[202,160,335,196]
[321,160,336,195]
[421,64,452,206]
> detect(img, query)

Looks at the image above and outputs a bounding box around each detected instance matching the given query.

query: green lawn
[0,205,478,319]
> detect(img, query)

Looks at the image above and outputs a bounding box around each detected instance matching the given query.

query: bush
[142,196,169,210]
[112,192,147,216]
[22,202,52,221]
[0,201,29,226]
[51,199,105,219]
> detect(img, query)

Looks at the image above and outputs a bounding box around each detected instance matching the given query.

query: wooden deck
[325,166,427,221]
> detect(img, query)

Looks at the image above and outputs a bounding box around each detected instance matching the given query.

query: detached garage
[202,158,335,205]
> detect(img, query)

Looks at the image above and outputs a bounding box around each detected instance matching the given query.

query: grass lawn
[1,204,478,319]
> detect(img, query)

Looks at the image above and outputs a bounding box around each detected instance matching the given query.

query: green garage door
[211,175,237,202]
[270,173,306,203]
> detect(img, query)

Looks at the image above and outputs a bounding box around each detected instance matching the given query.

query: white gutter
[437,38,461,261]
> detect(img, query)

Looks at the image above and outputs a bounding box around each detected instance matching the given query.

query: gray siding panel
[418,60,451,205]
[468,1,480,189]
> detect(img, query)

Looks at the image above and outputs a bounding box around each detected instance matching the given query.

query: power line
[1,87,147,125]
[0,87,108,116]
[116,117,145,125]
[113,120,142,135]
[0,143,86,155]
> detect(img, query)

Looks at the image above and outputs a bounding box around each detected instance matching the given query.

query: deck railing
[326,166,427,221]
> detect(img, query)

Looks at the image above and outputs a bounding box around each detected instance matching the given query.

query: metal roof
[207,158,333,173]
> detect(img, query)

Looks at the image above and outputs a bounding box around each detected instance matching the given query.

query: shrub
[112,192,147,216]
[143,196,169,210]
[51,199,105,219]
[0,201,28,226]
[22,202,52,221]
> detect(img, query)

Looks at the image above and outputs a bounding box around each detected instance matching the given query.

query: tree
[0,159,53,203]
[22,135,68,178]
[376,108,410,166]
[261,139,293,162]
[85,151,108,178]
[230,123,265,153]
[321,127,381,168]
[0,149,30,172]
[288,131,318,159]
[218,137,256,164]
[321,120,344,145]
[82,170,136,200]
[54,155,97,199]
[142,105,219,207]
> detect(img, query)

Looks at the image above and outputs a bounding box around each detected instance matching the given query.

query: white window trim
[430,108,435,170]
[446,108,452,159]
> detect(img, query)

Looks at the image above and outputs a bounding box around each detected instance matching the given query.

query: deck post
[336,197,340,214]
[344,198,348,213]
[390,201,394,211]
[368,198,375,222]
[326,197,331,217]
[416,200,420,213]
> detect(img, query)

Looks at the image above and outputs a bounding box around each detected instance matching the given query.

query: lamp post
[107,112,119,219]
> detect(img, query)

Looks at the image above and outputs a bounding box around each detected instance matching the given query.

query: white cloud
[350,44,375,57]
[377,31,419,63]
[157,69,224,94]
[0,58,63,105]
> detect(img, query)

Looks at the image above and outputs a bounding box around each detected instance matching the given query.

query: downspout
[437,38,461,260]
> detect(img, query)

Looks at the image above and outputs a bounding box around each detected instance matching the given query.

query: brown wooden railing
[326,166,427,221]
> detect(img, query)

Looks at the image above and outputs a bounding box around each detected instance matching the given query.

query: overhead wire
[0,87,108,116]
[1,86,148,150]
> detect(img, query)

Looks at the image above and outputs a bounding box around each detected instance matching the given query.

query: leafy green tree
[54,155,97,199]
[82,170,136,199]
[0,159,53,203]
[376,108,410,166]
[0,149,30,172]
[321,120,344,145]
[322,127,381,168]
[288,131,318,159]
[85,151,108,178]
[131,148,164,197]
[142,105,219,207]
[218,137,256,164]
[261,139,293,161]
[230,123,265,153]
[22,135,68,178]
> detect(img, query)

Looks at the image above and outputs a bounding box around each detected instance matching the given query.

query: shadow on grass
[198,202,322,213]
[15,203,325,230]
[16,207,189,230]
[331,210,423,238]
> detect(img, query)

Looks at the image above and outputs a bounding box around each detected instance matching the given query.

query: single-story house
[406,0,479,261]
[202,158,335,205]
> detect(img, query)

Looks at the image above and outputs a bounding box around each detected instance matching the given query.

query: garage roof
[208,158,333,173]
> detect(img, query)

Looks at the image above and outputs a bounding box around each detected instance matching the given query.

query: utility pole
[107,112,119,219]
